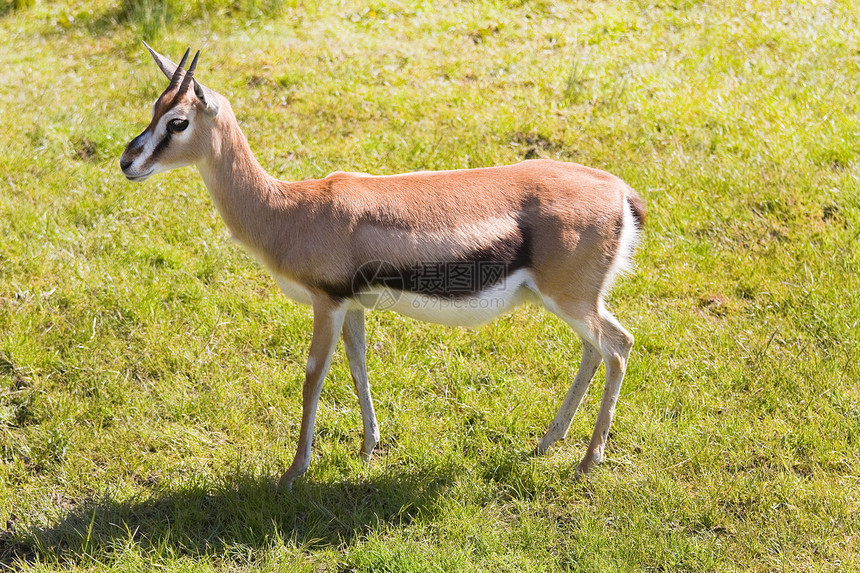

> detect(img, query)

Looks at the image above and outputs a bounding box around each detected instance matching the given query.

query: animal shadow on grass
[7,465,455,567]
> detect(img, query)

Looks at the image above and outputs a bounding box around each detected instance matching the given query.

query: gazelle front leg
[342,308,380,462]
[278,297,347,492]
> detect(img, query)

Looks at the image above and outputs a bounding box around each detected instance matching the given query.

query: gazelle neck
[195,97,291,251]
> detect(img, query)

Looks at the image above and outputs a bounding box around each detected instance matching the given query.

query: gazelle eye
[168,118,189,133]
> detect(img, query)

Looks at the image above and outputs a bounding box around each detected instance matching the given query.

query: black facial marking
[143,131,171,168]
[128,131,147,152]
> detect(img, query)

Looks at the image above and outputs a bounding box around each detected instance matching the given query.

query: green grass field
[1,0,858,570]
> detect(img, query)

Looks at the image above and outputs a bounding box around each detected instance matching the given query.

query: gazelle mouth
[124,170,154,182]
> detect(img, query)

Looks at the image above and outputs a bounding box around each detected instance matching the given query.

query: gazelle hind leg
[342,309,380,462]
[541,300,634,477]
[576,306,634,477]
[536,339,602,454]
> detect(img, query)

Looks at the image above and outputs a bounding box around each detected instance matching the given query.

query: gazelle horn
[168,48,191,89]
[178,50,200,94]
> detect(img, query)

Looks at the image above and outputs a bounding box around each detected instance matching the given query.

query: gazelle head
[120,43,221,182]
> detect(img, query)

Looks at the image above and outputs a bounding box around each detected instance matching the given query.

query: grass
[1,0,859,570]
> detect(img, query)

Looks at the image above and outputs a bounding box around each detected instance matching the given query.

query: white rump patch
[603,196,642,291]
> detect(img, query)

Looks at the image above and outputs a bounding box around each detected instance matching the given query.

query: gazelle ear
[143,41,179,81]
[193,79,220,116]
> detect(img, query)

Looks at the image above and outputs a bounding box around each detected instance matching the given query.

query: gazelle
[120,45,645,491]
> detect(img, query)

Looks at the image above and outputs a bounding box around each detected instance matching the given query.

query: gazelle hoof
[277,469,301,492]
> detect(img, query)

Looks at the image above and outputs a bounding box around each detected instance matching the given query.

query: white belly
[351,268,540,327]
[271,265,539,328]
[273,274,314,306]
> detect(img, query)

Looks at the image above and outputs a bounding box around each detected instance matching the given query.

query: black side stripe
[315,220,533,300]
